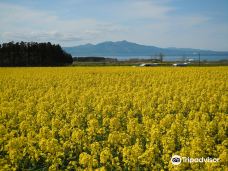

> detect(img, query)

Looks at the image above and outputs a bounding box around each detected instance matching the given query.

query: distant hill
[63,40,228,57]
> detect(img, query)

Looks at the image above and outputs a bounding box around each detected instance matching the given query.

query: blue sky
[0,0,228,50]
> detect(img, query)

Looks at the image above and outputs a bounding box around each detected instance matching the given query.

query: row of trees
[0,42,73,66]
[73,57,117,62]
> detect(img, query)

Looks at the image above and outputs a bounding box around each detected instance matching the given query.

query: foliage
[0,67,227,170]
[0,42,73,66]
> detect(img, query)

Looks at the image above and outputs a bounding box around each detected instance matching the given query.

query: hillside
[64,40,228,57]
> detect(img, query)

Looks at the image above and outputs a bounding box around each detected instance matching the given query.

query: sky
[0,0,228,51]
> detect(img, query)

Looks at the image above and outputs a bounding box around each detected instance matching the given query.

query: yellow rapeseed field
[0,67,227,170]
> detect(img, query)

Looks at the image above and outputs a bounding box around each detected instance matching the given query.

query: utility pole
[198,52,201,66]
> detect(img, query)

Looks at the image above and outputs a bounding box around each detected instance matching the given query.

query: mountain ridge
[63,40,228,57]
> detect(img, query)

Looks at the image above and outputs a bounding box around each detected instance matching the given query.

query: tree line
[0,42,73,66]
[73,57,117,62]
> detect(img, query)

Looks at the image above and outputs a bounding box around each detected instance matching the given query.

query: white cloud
[1,31,83,42]
[111,0,174,20]
[0,2,126,45]
[0,3,58,29]
[0,1,227,50]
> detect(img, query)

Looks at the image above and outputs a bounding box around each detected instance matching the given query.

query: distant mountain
[63,40,228,57]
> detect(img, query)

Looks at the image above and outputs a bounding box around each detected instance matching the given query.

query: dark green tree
[0,42,73,66]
